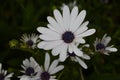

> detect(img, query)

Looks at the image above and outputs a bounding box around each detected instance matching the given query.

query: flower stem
[57,69,64,79]
[94,64,100,75]
[80,67,84,80]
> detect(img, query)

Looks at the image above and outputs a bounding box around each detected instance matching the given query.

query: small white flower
[37,5,96,61]
[38,53,64,80]
[0,63,14,80]
[68,44,90,69]
[61,1,77,10]
[19,57,40,80]
[20,33,40,49]
[94,34,118,55]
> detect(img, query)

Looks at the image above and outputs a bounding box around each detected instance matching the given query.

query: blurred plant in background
[0,0,120,80]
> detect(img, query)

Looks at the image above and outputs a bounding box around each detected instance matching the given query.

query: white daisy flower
[20,33,40,49]
[68,44,90,69]
[0,63,14,80]
[19,57,40,80]
[94,34,118,55]
[38,53,64,80]
[37,5,96,61]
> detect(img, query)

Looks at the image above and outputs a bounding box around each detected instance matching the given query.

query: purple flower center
[0,74,4,80]
[27,40,34,46]
[62,31,75,43]
[96,43,105,50]
[68,52,76,57]
[25,67,35,76]
[41,71,50,80]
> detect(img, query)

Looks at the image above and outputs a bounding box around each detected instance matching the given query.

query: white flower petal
[23,59,30,67]
[37,41,47,49]
[50,65,64,74]
[40,34,60,41]
[71,10,86,32]
[19,76,30,80]
[30,57,38,67]
[63,5,70,30]
[106,47,118,52]
[37,27,58,35]
[4,70,7,75]
[47,24,62,34]
[72,44,83,57]
[47,16,59,28]
[68,44,74,53]
[101,34,107,43]
[59,52,67,62]
[74,21,89,35]
[76,57,88,69]
[53,9,65,32]
[44,53,50,71]
[50,75,56,79]
[104,36,111,46]
[21,65,25,70]
[47,24,57,32]
[74,37,85,44]
[70,6,78,31]
[83,44,90,47]
[48,60,59,73]
[0,63,2,72]
[77,29,96,37]
[44,40,63,50]
[59,44,68,61]
[52,43,65,56]
[82,54,90,60]
[103,52,110,55]
[94,38,101,49]
[47,16,64,33]
[5,73,14,78]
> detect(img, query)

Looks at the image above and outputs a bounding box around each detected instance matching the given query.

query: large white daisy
[19,57,40,80]
[0,63,14,80]
[38,53,64,80]
[20,33,40,49]
[94,34,117,55]
[37,5,96,61]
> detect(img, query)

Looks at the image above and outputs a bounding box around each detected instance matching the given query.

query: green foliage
[0,0,120,80]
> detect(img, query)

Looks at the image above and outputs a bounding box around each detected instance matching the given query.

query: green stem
[57,69,64,79]
[80,67,84,80]
[94,64,100,75]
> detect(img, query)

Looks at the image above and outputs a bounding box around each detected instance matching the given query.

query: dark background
[0,0,120,80]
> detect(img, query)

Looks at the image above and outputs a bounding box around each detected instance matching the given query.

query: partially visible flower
[9,39,19,48]
[37,5,96,61]
[38,53,64,80]
[19,57,40,80]
[20,33,40,49]
[94,34,117,55]
[61,1,77,10]
[0,63,14,80]
[68,44,90,69]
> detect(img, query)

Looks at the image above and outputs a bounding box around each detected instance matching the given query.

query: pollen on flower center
[0,74,4,80]
[96,43,105,50]
[62,31,75,43]
[27,40,34,46]
[41,71,50,80]
[25,67,35,76]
